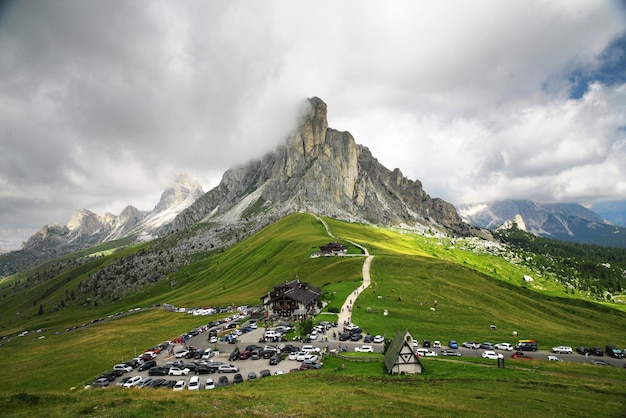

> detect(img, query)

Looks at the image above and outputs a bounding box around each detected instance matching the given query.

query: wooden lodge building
[261,279,322,319]
[384,330,423,374]
[311,241,348,258]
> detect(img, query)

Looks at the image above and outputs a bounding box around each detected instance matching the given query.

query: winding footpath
[312,214,373,326]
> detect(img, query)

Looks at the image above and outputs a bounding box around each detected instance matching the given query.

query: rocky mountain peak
[171,97,478,237]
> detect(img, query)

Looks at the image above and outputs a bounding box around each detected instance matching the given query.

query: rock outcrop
[170,97,475,236]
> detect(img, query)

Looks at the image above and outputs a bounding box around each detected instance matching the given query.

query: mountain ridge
[457,199,626,248]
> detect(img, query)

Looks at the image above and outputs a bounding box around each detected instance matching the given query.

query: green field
[1,213,625,416]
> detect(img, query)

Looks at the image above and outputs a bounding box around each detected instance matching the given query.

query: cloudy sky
[1,1,626,251]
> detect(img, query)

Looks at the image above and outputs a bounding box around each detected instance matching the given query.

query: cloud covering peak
[1,0,625,250]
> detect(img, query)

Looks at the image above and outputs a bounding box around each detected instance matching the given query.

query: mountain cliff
[0,174,204,277]
[169,97,476,236]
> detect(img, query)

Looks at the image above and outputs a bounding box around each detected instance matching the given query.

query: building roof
[384,330,423,373]
[266,279,322,305]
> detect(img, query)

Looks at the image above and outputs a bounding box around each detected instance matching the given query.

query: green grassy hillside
[1,213,625,416]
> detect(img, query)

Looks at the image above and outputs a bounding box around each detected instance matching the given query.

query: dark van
[138,360,156,371]
[515,340,538,352]
[605,345,624,359]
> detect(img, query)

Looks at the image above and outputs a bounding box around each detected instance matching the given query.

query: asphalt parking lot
[106,326,385,389]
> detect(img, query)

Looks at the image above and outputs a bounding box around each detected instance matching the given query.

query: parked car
[122,376,142,388]
[229,348,240,361]
[259,369,271,377]
[547,355,563,361]
[91,378,110,388]
[551,346,573,354]
[440,350,462,357]
[480,342,495,350]
[363,335,374,343]
[168,367,190,376]
[423,340,431,348]
[217,376,229,386]
[301,345,320,353]
[173,380,186,391]
[269,354,282,365]
[296,352,318,362]
[174,350,189,358]
[113,364,133,373]
[512,351,532,359]
[233,373,244,384]
[482,350,503,360]
[149,367,168,376]
[218,364,239,373]
[373,335,385,344]
[462,342,480,349]
[605,345,624,359]
[205,378,215,389]
[188,375,200,390]
[494,343,513,351]
[576,347,589,355]
[592,360,610,366]
[248,372,257,381]
[138,360,156,371]
[140,377,153,388]
[433,340,441,348]
[355,345,374,352]
[448,340,458,349]
[588,347,604,356]
[350,333,363,341]
[300,361,323,370]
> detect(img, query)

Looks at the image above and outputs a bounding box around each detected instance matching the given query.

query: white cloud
[0,0,625,250]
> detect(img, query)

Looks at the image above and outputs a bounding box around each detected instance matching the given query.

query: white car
[173,380,186,391]
[122,376,142,388]
[423,350,438,357]
[433,341,441,348]
[494,343,513,351]
[205,378,215,389]
[289,351,302,361]
[113,364,133,373]
[355,345,374,353]
[482,350,504,360]
[309,331,318,340]
[301,345,320,353]
[547,355,563,361]
[209,336,218,344]
[373,335,384,344]
[552,346,573,354]
[218,364,239,373]
[168,367,190,376]
[296,352,318,362]
[188,376,200,390]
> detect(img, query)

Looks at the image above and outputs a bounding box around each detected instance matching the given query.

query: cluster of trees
[496,226,626,297]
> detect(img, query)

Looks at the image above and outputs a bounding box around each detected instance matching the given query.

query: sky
[1,0,626,251]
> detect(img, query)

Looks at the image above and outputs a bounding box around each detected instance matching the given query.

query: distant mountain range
[457,200,626,248]
[590,200,626,227]
[0,174,204,277]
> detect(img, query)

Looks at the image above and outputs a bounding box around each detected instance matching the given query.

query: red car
[511,351,532,359]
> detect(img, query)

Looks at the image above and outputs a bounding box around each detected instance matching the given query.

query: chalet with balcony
[261,279,322,319]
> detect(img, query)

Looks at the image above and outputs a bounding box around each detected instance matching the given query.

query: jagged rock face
[171,97,473,236]
[153,173,204,214]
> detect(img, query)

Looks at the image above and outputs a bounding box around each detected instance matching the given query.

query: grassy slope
[1,213,625,416]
